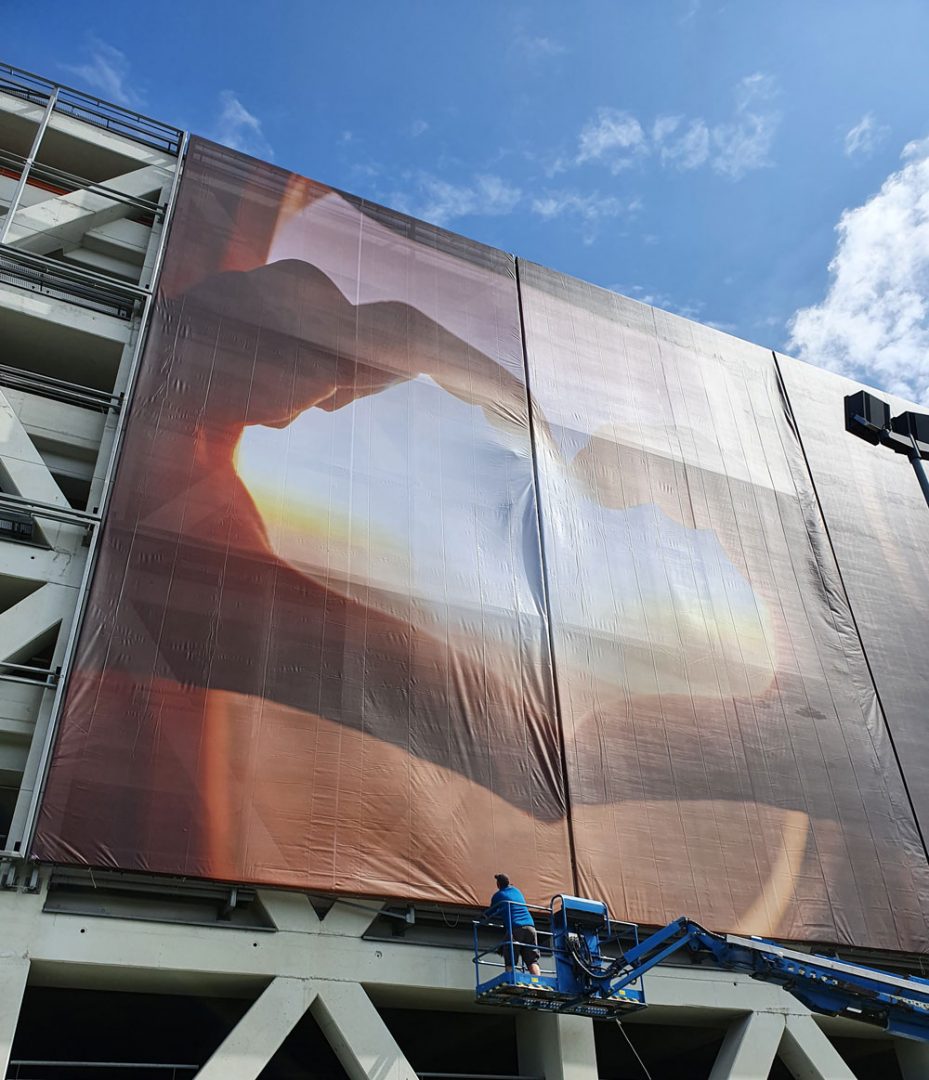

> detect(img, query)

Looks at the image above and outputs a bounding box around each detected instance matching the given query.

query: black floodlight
[844,391,929,510]
[845,390,891,444]
[891,409,929,447]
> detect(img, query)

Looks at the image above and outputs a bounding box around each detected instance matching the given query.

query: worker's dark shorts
[499,924,540,966]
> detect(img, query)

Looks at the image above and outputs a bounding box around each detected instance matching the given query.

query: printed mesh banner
[778,355,929,849]
[518,264,929,950]
[32,139,571,905]
[31,140,929,948]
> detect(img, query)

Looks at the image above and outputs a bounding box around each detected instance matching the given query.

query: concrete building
[0,60,925,1080]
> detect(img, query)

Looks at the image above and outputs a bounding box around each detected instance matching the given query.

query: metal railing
[7,1063,198,1078]
[0,491,100,527]
[0,247,139,319]
[418,1075,543,1080]
[0,362,120,412]
[0,148,165,220]
[0,62,184,156]
[0,659,57,688]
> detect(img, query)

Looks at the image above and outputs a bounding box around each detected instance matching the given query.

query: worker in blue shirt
[486,873,541,975]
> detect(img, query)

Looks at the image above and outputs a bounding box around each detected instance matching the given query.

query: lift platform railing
[473,901,566,1015]
[473,902,557,976]
[473,900,646,1019]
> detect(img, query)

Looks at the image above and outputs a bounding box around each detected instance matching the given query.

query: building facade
[0,61,927,1080]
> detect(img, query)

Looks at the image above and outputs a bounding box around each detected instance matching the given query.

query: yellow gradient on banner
[236,411,779,702]
[233,430,408,579]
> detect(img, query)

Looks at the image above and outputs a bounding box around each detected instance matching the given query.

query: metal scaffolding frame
[0,61,186,860]
[0,62,183,154]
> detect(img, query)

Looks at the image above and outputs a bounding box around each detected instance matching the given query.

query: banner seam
[514,256,579,893]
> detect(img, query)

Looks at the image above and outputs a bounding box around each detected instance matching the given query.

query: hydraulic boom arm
[474,895,929,1041]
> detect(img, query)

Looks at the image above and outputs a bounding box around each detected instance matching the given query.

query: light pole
[845,390,929,509]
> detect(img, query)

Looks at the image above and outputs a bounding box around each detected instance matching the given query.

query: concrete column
[779,1015,855,1080]
[896,1039,929,1080]
[195,976,317,1080]
[257,889,321,933]
[320,898,384,937]
[516,1011,598,1080]
[0,954,29,1078]
[312,980,418,1080]
[708,1012,784,1080]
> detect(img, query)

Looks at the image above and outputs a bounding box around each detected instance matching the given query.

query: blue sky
[7,0,929,401]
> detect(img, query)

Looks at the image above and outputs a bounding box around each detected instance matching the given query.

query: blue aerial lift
[474,895,929,1041]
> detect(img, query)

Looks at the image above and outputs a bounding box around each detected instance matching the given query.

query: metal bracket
[220,885,239,920]
[0,858,41,891]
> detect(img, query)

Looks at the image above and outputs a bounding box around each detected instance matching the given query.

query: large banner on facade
[778,355,929,850]
[32,139,571,905]
[31,140,929,949]
[519,264,929,950]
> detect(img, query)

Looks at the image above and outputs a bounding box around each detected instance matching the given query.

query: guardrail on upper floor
[0,61,184,156]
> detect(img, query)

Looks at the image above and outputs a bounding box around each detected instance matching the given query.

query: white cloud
[576,108,647,172]
[214,91,274,159]
[351,161,382,182]
[572,74,778,181]
[661,118,711,170]
[735,71,777,111]
[65,37,140,108]
[519,34,566,58]
[787,136,929,404]
[623,284,704,320]
[410,119,429,137]
[712,113,777,178]
[408,173,521,226]
[531,190,639,243]
[711,73,779,179]
[679,0,701,23]
[652,115,682,144]
[844,112,888,158]
[542,155,571,178]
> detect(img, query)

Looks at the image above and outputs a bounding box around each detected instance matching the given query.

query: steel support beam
[320,898,384,937]
[896,1039,929,1080]
[0,88,57,245]
[195,976,318,1080]
[779,1015,855,1080]
[708,1012,784,1080]
[312,981,418,1080]
[517,1012,598,1080]
[3,164,167,257]
[0,954,29,1077]
[257,889,323,933]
